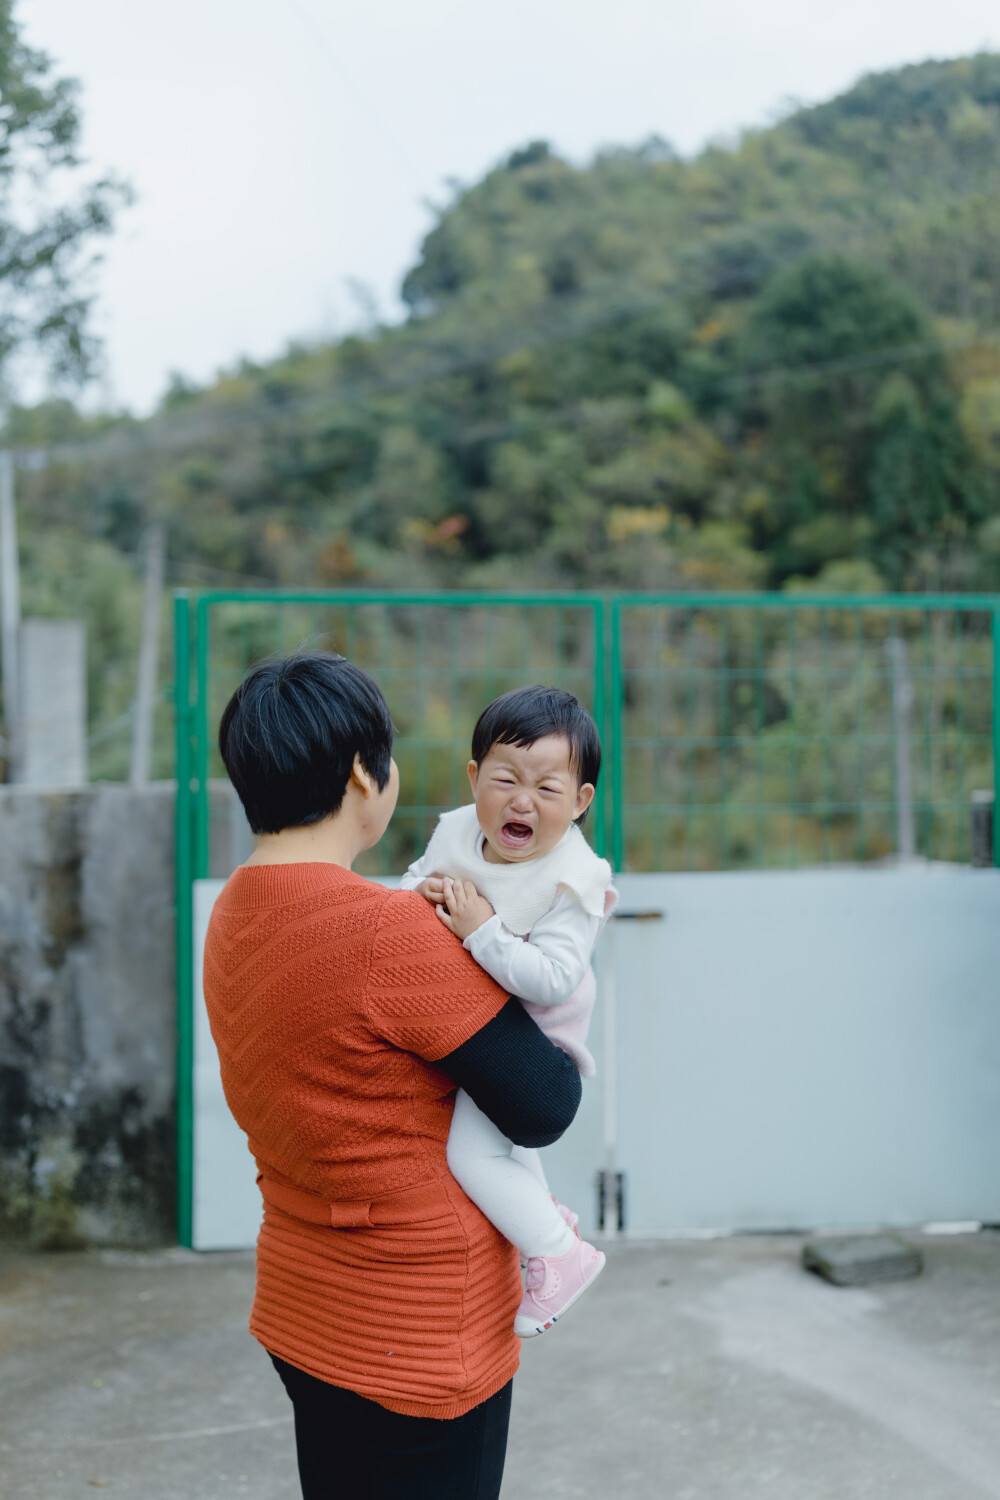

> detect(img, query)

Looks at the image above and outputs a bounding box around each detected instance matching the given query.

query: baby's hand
[414,876,447,905]
[436,878,495,942]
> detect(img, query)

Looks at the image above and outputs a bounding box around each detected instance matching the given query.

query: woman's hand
[436,878,495,941]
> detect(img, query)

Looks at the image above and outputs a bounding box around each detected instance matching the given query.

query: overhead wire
[9,217,992,472]
[4,156,997,476]
[281,0,424,183]
[13,308,996,476]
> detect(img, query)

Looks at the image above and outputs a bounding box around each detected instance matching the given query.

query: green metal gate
[174,588,1000,1244]
[173,590,607,1244]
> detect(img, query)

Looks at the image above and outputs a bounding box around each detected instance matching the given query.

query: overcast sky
[19,0,1000,413]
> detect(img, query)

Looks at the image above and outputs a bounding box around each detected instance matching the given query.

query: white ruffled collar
[423,804,612,935]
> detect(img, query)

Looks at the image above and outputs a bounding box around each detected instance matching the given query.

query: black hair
[218,652,394,835]
[470,685,601,824]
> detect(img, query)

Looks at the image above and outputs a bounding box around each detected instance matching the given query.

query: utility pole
[0,450,21,781]
[129,523,165,786]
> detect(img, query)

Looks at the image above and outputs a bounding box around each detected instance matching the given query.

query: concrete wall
[0,784,177,1247]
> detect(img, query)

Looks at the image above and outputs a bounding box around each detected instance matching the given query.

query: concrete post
[20,619,88,786]
[0,450,21,780]
[130,524,165,785]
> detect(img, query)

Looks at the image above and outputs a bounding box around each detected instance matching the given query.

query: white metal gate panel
[191,868,1000,1249]
[596,868,1000,1236]
[192,879,260,1250]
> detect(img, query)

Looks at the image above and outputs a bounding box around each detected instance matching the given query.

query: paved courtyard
[2,1231,999,1499]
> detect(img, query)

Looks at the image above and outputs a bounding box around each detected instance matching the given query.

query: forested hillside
[7,53,1000,772]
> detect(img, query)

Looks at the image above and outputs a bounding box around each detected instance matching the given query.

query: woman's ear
[467,760,480,797]
[574,782,596,820]
[350,755,376,798]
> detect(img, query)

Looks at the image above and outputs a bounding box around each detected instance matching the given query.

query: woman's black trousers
[270,1354,512,1500]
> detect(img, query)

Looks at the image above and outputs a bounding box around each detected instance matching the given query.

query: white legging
[446,1088,578,1260]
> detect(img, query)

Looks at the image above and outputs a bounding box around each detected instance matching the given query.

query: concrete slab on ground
[2,1232,999,1499]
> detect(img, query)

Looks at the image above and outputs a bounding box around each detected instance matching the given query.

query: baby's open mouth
[500,821,534,848]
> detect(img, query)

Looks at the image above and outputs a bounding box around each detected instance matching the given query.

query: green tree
[738,254,983,584]
[0,0,128,387]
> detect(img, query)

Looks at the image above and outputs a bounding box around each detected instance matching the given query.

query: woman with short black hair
[204,652,581,1500]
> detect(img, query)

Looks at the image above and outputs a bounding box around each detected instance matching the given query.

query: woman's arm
[366,888,581,1149]
[462,890,600,1007]
[438,998,582,1149]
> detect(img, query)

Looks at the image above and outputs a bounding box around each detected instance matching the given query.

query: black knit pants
[270,1354,512,1500]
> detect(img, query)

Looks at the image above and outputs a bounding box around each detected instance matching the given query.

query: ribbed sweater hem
[259,1334,520,1420]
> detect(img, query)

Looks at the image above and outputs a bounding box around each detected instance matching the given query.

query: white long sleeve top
[400,807,615,1077]
[400,856,601,1008]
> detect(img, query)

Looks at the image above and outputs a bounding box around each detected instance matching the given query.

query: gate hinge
[596,1169,626,1232]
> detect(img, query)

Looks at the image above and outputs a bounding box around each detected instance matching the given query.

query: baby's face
[467,734,595,864]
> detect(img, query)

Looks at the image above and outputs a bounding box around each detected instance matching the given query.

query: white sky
[18,0,1000,413]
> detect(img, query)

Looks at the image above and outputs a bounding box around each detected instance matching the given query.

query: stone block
[802,1234,923,1286]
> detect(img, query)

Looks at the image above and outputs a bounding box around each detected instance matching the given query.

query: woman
[202,651,582,1499]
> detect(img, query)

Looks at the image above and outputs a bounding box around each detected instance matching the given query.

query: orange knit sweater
[202,861,522,1418]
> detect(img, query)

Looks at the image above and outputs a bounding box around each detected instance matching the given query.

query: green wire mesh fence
[176,590,1000,880]
[180,592,606,881]
[611,595,998,872]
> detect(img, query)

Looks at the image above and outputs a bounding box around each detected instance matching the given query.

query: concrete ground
[2,1232,999,1500]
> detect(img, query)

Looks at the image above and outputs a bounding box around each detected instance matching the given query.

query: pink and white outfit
[401,804,616,1260]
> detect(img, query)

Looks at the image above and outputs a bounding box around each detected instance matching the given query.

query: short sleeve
[366,888,510,1061]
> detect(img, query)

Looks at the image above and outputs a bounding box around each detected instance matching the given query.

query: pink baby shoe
[514,1237,606,1338]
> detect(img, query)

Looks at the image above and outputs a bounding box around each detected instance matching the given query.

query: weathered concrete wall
[0,784,177,1247]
